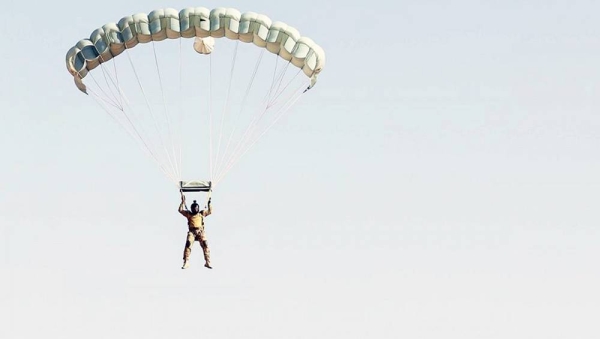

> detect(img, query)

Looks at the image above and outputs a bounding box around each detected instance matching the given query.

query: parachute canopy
[65,7,325,190]
[66,7,325,94]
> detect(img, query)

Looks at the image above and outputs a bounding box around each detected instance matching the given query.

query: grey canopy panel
[65,6,325,94]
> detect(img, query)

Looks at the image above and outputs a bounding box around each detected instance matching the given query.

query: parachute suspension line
[94,55,134,122]
[208,53,214,182]
[218,105,270,181]
[152,41,181,181]
[215,85,303,185]
[214,82,307,186]
[258,60,296,121]
[226,64,300,154]
[113,91,181,186]
[97,61,123,110]
[93,51,129,110]
[125,49,179,181]
[125,48,179,180]
[87,87,179,185]
[112,54,122,109]
[221,55,287,171]
[87,70,181,186]
[86,88,131,137]
[87,72,121,110]
[213,40,240,180]
[268,61,292,108]
[266,67,303,109]
[97,51,126,110]
[261,54,280,108]
[214,47,264,180]
[221,59,292,167]
[223,73,306,182]
[178,38,184,180]
[85,61,159,172]
[93,54,124,109]
[264,57,289,109]
[88,88,122,123]
[221,63,292,170]
[260,81,308,139]
[216,82,307,185]
[96,58,165,176]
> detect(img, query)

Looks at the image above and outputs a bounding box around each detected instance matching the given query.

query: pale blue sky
[1,1,599,338]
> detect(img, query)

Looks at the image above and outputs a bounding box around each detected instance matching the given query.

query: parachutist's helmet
[191,200,200,213]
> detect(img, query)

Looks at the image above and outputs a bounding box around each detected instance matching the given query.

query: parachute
[65,7,325,191]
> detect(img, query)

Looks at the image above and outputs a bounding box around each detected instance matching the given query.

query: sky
[1,0,599,338]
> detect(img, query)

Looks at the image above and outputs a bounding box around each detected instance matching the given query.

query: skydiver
[178,191,213,269]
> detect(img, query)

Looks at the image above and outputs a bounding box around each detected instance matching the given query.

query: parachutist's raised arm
[179,193,188,216]
[202,198,212,217]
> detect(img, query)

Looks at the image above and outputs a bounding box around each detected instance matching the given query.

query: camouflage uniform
[179,201,212,267]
